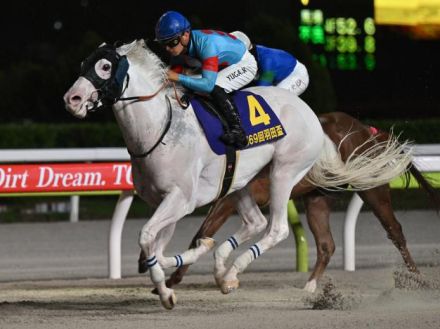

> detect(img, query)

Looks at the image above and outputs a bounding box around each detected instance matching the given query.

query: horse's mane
[117,40,184,98]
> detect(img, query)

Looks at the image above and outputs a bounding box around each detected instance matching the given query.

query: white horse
[64,40,412,309]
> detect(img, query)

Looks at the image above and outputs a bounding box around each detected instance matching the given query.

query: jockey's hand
[167,70,180,82]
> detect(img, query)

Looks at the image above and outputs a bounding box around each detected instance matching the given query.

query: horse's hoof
[214,269,226,287]
[160,290,177,310]
[221,280,239,294]
[197,237,216,250]
[303,279,317,293]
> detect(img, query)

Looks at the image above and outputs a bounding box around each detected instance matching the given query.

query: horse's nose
[64,91,83,107]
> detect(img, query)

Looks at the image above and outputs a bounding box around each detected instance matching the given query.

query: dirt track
[1,266,440,329]
[1,211,440,328]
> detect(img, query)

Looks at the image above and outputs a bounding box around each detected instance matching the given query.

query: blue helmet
[155,11,191,41]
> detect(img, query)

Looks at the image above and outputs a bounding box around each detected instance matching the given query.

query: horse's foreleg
[165,195,238,288]
[359,186,419,273]
[302,192,335,293]
[139,188,191,309]
[137,225,176,273]
[145,224,215,273]
[214,187,268,286]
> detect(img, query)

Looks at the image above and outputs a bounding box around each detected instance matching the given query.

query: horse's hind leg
[214,186,268,286]
[359,186,418,273]
[302,191,335,293]
[220,163,313,294]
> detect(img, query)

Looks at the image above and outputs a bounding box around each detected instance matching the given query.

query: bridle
[79,44,187,157]
[80,44,187,111]
[80,44,127,111]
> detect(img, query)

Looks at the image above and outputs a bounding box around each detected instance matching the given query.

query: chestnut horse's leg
[302,191,335,293]
[358,185,419,273]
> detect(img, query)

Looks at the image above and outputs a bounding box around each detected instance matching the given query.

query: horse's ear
[113,40,124,48]
[139,39,148,47]
[117,40,137,56]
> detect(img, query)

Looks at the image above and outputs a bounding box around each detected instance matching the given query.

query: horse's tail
[408,162,440,213]
[306,133,413,191]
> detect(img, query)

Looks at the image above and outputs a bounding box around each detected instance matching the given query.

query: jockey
[230,31,309,96]
[155,11,257,148]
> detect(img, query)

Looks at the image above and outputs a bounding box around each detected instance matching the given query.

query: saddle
[189,90,286,156]
[187,90,287,199]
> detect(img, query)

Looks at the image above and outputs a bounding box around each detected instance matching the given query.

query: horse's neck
[112,65,169,155]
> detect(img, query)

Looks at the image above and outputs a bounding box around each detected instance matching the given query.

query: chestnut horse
[139,111,439,293]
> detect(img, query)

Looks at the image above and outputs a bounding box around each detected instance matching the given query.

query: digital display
[296,1,376,71]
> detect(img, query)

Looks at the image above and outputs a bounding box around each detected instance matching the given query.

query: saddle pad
[191,90,286,155]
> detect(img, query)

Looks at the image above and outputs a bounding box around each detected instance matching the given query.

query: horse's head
[63,42,133,118]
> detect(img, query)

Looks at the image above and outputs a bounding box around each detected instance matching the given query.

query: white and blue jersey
[252,44,309,96]
[254,45,297,86]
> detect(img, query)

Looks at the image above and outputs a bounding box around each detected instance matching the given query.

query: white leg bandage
[147,255,165,284]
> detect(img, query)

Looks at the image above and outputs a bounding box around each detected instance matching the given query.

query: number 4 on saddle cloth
[190,91,287,155]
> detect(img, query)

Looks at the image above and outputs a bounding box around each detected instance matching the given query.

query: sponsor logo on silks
[226,67,248,81]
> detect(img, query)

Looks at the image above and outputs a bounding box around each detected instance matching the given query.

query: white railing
[1,145,439,279]
[343,145,440,271]
[0,148,133,279]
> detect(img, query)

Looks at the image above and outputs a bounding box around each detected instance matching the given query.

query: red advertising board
[0,163,133,193]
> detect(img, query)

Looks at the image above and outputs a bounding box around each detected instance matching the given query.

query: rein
[128,95,173,158]
[118,80,187,158]
[118,77,168,102]
[118,79,188,108]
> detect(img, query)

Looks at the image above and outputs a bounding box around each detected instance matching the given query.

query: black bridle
[79,44,173,158]
[80,44,130,111]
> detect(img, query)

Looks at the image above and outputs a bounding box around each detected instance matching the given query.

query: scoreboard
[295,0,376,71]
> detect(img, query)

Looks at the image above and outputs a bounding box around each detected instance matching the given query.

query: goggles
[160,35,181,48]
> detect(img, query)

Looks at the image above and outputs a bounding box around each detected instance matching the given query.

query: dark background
[1,0,439,123]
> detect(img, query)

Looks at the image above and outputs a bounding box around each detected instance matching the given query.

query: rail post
[288,200,308,272]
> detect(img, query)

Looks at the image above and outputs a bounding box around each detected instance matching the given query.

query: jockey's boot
[211,86,248,148]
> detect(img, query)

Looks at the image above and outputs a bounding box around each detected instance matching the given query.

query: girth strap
[217,146,238,199]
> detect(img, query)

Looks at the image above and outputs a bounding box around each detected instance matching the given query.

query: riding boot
[211,86,248,148]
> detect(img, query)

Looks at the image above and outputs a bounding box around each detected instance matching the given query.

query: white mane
[117,39,183,98]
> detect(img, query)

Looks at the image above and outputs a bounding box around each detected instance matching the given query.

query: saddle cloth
[190,90,286,155]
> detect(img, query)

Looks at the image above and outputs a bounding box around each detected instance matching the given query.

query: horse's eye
[102,63,111,71]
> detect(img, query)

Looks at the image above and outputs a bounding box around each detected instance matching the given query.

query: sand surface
[1,266,440,329]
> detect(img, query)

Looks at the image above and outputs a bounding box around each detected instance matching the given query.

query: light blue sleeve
[178,69,217,93]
